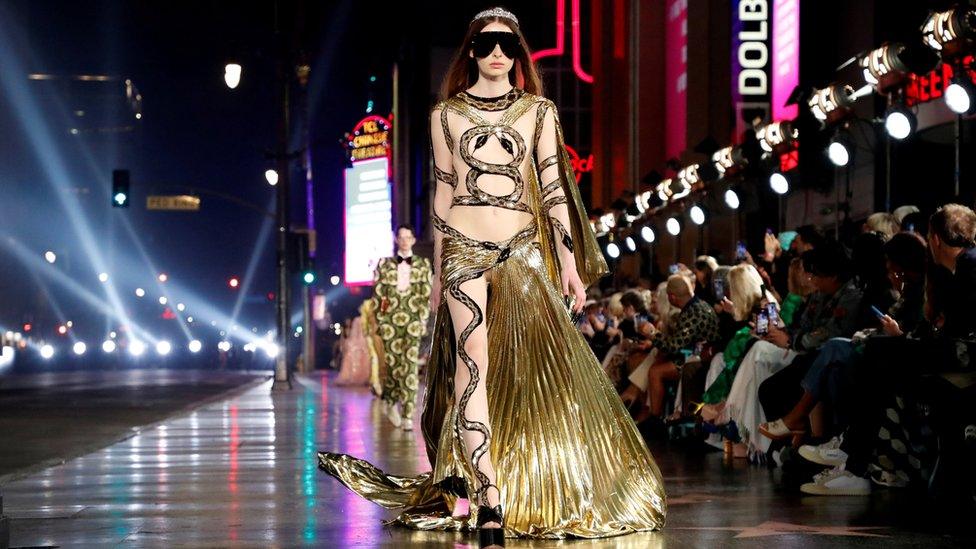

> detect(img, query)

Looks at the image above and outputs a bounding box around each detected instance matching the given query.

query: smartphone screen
[669,264,680,274]
[713,279,726,301]
[870,305,885,319]
[766,302,780,326]
[756,310,769,335]
[736,242,747,261]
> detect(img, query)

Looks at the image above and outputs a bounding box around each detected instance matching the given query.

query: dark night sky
[0,1,553,337]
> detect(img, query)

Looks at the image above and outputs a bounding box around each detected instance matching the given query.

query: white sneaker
[800,466,871,496]
[798,436,848,467]
[382,401,401,428]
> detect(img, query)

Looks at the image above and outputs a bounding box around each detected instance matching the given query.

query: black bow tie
[395,255,413,265]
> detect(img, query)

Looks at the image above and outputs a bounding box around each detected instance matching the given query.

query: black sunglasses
[470,31,522,59]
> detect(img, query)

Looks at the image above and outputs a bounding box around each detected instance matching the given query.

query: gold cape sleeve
[530,101,609,289]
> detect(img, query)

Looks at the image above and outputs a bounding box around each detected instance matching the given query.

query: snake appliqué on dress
[434,90,569,507]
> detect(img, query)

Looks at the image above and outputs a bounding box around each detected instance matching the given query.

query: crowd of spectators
[581,203,976,500]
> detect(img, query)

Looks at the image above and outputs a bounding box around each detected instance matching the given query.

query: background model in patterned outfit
[370,224,432,431]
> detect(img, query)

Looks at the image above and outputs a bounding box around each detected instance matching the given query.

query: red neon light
[565,144,594,181]
[905,58,976,107]
[531,0,593,84]
[780,150,799,172]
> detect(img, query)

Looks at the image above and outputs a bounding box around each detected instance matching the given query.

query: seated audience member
[628,275,720,437]
[619,282,682,404]
[763,224,825,299]
[850,231,897,331]
[580,300,614,361]
[799,204,976,496]
[863,212,900,241]
[701,264,780,407]
[710,244,863,459]
[693,255,720,305]
[758,232,927,443]
[602,290,655,384]
[892,204,919,226]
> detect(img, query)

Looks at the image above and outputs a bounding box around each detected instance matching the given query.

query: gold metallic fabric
[319,235,667,539]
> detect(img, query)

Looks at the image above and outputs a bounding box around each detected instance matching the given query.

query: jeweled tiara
[471,7,519,26]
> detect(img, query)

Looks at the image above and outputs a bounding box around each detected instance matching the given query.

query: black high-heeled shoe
[476,504,505,548]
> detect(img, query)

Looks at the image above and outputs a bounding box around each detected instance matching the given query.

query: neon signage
[565,144,593,181]
[532,0,593,84]
[732,0,772,136]
[343,157,393,286]
[771,0,800,120]
[905,57,976,107]
[665,0,688,158]
[344,115,391,162]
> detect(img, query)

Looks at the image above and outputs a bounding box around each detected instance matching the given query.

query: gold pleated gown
[319,90,666,539]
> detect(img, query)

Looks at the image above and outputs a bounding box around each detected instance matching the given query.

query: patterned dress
[371,255,433,419]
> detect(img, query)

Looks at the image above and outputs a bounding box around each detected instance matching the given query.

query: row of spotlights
[44,339,206,358]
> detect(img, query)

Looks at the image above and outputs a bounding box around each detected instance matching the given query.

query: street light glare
[156,341,172,356]
[40,344,55,359]
[265,169,279,186]
[129,340,147,356]
[224,62,242,89]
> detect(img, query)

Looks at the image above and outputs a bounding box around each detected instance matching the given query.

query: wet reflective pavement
[4,371,974,547]
[0,369,267,481]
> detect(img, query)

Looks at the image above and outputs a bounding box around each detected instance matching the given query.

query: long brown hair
[439,14,544,100]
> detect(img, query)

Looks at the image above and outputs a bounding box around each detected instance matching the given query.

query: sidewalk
[4,371,973,548]
[3,371,437,548]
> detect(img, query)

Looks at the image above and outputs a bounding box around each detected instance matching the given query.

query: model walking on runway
[320,7,666,546]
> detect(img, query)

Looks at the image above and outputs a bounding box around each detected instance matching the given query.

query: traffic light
[112,169,130,208]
